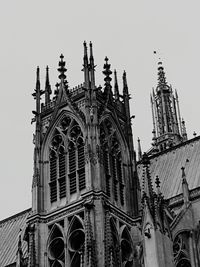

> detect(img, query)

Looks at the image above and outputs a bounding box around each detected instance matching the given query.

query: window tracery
[47,224,65,266]
[67,216,85,266]
[173,232,191,267]
[49,116,85,204]
[100,119,124,205]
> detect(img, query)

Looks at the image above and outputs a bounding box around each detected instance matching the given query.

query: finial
[36,66,40,81]
[58,54,67,81]
[114,69,119,100]
[35,66,41,93]
[45,66,52,104]
[193,131,197,137]
[46,66,49,83]
[83,41,90,88]
[83,41,88,57]
[123,70,129,96]
[181,118,188,141]
[89,41,95,87]
[103,56,112,89]
[89,41,93,58]
[157,61,167,88]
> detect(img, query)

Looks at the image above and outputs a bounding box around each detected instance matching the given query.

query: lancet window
[49,116,85,204]
[100,119,124,205]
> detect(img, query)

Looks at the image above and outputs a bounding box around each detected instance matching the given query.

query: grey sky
[0,0,200,220]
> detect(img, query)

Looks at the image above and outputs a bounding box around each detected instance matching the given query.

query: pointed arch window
[120,225,134,266]
[67,216,85,266]
[47,224,65,266]
[173,232,191,267]
[49,134,66,203]
[100,119,125,206]
[49,116,86,204]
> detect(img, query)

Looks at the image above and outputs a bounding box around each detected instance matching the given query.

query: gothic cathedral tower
[26,42,140,266]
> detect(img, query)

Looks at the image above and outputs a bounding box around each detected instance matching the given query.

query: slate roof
[137,136,200,199]
[0,208,31,267]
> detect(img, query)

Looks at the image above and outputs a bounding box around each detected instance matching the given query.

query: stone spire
[150,61,186,153]
[45,66,52,105]
[83,41,90,89]
[89,41,95,89]
[114,69,119,101]
[122,70,129,96]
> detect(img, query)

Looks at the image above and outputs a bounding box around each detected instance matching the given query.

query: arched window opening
[68,123,86,195]
[67,216,85,267]
[120,225,134,266]
[177,258,191,267]
[117,152,124,205]
[58,145,66,199]
[47,224,65,266]
[68,141,77,195]
[77,137,85,191]
[100,119,125,205]
[50,150,57,203]
[173,232,191,267]
[110,218,120,266]
[103,145,111,197]
[49,134,65,203]
[48,116,86,205]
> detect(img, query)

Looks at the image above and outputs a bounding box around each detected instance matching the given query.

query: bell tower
[26,43,141,266]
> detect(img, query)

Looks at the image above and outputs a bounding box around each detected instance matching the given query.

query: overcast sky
[0,0,200,220]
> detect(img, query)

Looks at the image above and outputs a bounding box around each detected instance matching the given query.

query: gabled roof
[137,136,200,199]
[0,208,31,267]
